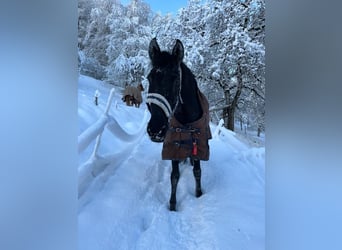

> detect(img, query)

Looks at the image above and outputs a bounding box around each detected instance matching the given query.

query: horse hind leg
[125,96,130,106]
[169,160,180,211]
[193,160,202,197]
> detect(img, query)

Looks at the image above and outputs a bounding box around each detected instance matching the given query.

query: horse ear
[172,39,184,64]
[149,38,161,63]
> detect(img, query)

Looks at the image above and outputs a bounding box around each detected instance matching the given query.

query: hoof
[196,189,203,197]
[169,203,176,211]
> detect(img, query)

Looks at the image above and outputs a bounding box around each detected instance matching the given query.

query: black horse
[146,38,211,211]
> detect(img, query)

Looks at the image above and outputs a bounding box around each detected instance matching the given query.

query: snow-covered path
[78,75,265,250]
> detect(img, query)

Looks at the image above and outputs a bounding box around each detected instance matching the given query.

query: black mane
[174,63,202,124]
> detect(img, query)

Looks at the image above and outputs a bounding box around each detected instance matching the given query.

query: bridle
[146,67,183,119]
[146,93,172,118]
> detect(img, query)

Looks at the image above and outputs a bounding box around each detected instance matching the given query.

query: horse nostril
[147,127,155,136]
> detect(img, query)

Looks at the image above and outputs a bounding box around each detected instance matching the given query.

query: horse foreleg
[193,160,202,197]
[169,160,180,211]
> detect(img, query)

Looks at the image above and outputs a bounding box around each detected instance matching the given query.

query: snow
[78,75,265,249]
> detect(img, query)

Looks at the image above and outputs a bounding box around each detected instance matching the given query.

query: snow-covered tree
[105,0,152,87]
[83,0,113,67]
[78,0,115,79]
[151,0,265,131]
[77,0,265,132]
[79,50,106,80]
[203,0,265,131]
[78,0,94,50]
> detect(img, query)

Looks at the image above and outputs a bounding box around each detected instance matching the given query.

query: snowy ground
[78,75,265,250]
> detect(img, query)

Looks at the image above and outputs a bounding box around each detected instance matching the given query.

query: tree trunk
[226,63,243,131]
[223,87,230,129]
[257,126,261,137]
[227,106,235,131]
[223,107,228,128]
[220,64,244,132]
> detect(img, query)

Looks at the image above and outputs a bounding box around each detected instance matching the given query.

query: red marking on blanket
[192,141,198,156]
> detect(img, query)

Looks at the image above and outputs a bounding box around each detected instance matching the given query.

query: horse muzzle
[147,126,166,143]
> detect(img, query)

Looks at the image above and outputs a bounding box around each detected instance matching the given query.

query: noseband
[146,67,183,119]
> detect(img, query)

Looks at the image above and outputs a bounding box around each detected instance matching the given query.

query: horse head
[146,38,184,142]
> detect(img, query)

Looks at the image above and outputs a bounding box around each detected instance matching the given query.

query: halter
[146,67,183,119]
[146,93,172,117]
